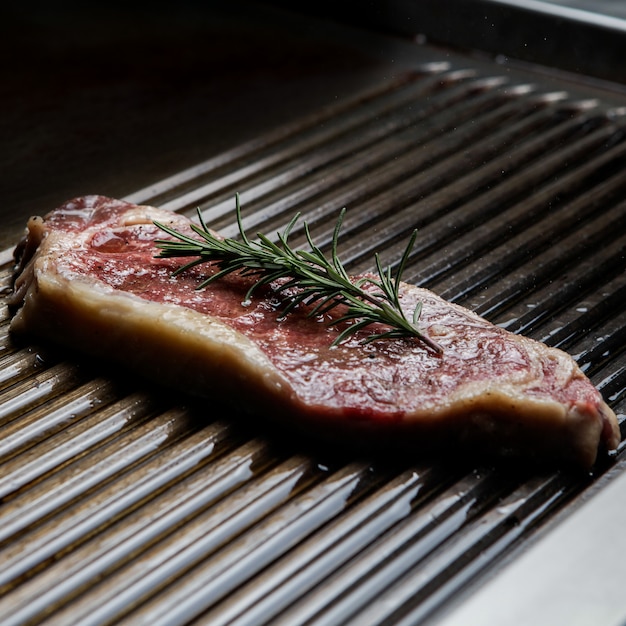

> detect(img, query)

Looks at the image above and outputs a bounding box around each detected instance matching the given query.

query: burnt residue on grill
[1,62,625,625]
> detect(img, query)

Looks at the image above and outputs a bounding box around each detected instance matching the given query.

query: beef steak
[8,196,620,468]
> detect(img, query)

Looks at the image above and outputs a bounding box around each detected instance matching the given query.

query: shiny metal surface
[1,58,625,625]
[434,457,626,626]
[289,0,626,84]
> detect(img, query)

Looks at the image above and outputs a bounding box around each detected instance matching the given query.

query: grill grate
[1,62,625,625]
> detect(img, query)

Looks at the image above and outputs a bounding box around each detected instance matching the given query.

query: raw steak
[8,195,620,468]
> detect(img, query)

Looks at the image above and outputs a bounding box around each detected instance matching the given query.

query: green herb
[153,195,442,354]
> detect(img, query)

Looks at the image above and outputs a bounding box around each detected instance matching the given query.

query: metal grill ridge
[0,63,625,625]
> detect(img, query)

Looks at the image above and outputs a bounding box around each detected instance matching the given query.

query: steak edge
[8,196,620,468]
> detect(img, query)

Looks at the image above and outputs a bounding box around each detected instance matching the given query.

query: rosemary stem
[154,196,442,354]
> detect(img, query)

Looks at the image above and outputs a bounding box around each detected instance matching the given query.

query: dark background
[0,1,410,250]
[3,0,625,251]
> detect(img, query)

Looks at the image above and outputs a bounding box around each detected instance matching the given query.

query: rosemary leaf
[153,194,442,354]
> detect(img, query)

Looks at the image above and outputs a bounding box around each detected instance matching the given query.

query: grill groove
[1,62,625,625]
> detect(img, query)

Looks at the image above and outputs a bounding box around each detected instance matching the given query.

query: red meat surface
[9,196,620,468]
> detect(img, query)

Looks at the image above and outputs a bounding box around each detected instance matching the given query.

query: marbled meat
[8,196,620,468]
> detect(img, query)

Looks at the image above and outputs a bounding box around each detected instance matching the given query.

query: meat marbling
[8,196,620,468]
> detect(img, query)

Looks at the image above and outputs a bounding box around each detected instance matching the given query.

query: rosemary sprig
[153,195,442,354]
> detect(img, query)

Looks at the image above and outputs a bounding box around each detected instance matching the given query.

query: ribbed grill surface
[1,62,625,625]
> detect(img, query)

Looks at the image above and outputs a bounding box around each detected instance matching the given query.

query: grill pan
[1,52,626,625]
